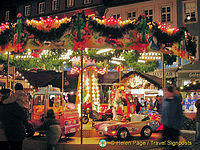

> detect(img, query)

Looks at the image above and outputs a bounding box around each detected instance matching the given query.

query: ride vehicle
[81,102,113,124]
[94,112,162,140]
[28,85,80,138]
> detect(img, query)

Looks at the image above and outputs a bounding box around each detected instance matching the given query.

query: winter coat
[161,96,184,129]
[3,90,30,109]
[1,102,28,141]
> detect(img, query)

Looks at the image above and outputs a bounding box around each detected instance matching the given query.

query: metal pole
[80,49,83,144]
[6,52,10,89]
[62,64,64,94]
[162,53,166,96]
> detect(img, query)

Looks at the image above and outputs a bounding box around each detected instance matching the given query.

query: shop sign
[189,73,200,78]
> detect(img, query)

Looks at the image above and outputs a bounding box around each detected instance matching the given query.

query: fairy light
[26,16,71,31]
[92,16,133,26]
[0,22,10,33]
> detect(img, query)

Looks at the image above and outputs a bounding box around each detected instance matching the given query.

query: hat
[47,109,55,118]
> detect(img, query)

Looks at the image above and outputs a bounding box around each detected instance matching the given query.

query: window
[161,6,171,22]
[52,0,59,11]
[183,2,197,23]
[67,0,74,7]
[5,11,10,21]
[113,14,120,19]
[38,2,45,14]
[127,11,136,20]
[84,0,92,5]
[144,9,153,22]
[25,5,31,16]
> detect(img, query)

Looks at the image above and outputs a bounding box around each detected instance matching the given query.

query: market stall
[180,79,200,119]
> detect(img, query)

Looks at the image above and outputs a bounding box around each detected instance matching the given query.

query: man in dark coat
[161,86,184,150]
[0,89,28,150]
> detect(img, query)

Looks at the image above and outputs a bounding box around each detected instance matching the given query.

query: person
[161,86,184,150]
[195,99,200,142]
[0,87,28,150]
[38,109,61,150]
[3,83,30,111]
[149,98,154,110]
[0,89,11,150]
[135,97,142,114]
[154,95,159,111]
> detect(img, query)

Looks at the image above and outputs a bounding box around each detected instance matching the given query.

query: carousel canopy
[0,12,196,60]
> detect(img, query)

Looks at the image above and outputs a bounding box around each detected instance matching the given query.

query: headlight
[105,127,108,132]
[65,121,68,125]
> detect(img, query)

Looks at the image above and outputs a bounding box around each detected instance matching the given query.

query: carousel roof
[115,71,163,89]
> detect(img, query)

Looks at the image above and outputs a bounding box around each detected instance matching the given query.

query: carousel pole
[80,48,83,144]
[6,52,10,89]
[76,12,83,144]
[162,53,166,96]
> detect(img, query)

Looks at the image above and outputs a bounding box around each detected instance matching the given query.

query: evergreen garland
[24,22,71,42]
[88,18,138,39]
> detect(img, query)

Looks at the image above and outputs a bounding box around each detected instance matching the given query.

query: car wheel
[25,122,35,138]
[140,126,152,139]
[117,128,130,140]
[65,132,76,137]
[81,116,89,124]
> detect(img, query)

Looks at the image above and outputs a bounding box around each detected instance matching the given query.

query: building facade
[0,6,17,22]
[105,0,178,28]
[17,0,106,19]
[177,0,200,60]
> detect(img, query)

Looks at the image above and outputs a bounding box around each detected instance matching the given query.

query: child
[38,109,61,150]
[3,83,30,111]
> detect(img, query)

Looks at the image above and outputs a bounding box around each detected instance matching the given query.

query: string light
[26,16,71,31]
[0,22,9,33]
[92,16,133,26]
[157,22,180,35]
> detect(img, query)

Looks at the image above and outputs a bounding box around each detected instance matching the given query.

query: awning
[178,61,200,80]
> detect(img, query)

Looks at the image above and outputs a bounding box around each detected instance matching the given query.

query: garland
[0,12,196,59]
[88,17,138,39]
[25,22,71,42]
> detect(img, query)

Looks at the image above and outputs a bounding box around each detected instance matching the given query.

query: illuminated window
[183,2,197,23]
[84,0,92,5]
[144,9,153,22]
[5,11,10,21]
[127,11,136,20]
[38,2,45,14]
[25,5,31,16]
[52,0,59,11]
[161,6,171,22]
[67,0,74,7]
